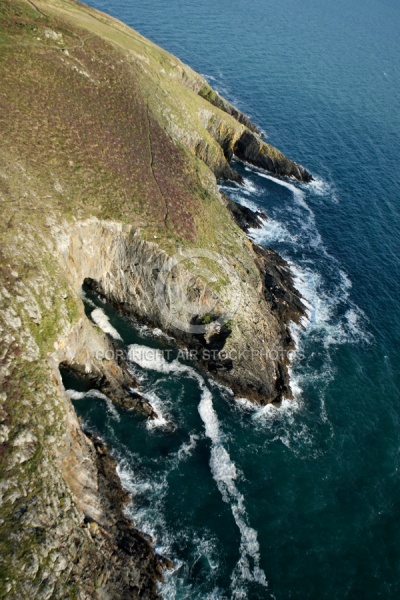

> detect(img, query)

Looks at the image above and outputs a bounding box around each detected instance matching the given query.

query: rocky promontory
[0,0,309,597]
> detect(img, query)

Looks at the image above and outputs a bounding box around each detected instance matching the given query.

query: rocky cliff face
[0,0,309,597]
[53,216,303,404]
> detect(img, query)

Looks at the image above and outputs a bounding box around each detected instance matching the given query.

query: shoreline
[0,0,311,596]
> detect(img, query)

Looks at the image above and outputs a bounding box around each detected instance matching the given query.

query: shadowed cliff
[0,0,308,597]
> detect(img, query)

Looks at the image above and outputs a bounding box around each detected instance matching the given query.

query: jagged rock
[222,193,267,232]
[252,244,306,324]
[59,360,157,418]
[0,0,310,596]
[234,130,312,182]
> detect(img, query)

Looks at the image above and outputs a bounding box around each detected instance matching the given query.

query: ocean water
[67,0,400,597]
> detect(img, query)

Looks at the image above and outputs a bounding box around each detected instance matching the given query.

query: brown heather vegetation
[0,1,308,595]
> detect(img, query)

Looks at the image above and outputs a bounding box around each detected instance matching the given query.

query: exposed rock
[222,193,267,232]
[60,360,157,417]
[80,431,170,599]
[197,84,262,135]
[252,243,306,325]
[54,217,302,405]
[234,130,312,182]
[0,0,310,596]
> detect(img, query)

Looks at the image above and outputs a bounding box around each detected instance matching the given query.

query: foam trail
[128,345,188,375]
[288,260,370,346]
[79,287,96,308]
[128,343,269,595]
[303,174,339,202]
[66,388,108,401]
[242,177,259,194]
[256,172,309,206]
[307,176,330,196]
[228,190,261,212]
[198,386,268,596]
[142,390,170,429]
[66,388,120,421]
[91,307,122,341]
[243,171,331,255]
[114,433,217,600]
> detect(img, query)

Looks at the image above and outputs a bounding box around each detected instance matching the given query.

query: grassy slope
[0,0,256,250]
[0,0,301,594]
[0,0,259,592]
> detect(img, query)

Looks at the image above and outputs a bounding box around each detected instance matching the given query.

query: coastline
[0,0,310,596]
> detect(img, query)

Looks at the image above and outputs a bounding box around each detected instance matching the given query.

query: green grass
[0,1,297,595]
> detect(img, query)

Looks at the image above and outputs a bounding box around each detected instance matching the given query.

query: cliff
[0,0,308,597]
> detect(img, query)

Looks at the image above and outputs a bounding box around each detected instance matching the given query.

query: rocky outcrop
[0,0,310,596]
[252,244,306,325]
[60,360,157,416]
[79,431,171,599]
[234,130,313,182]
[0,289,164,599]
[197,84,261,135]
[222,193,267,232]
[52,217,302,404]
[58,401,165,600]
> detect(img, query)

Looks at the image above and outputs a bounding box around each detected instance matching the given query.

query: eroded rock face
[77,432,168,599]
[252,244,306,325]
[234,130,313,182]
[222,193,267,232]
[0,0,309,595]
[53,216,304,405]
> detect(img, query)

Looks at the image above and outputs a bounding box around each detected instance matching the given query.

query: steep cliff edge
[0,0,308,597]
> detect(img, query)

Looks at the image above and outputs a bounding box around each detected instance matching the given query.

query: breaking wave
[91,307,122,341]
[128,343,269,597]
[66,388,120,421]
[220,167,371,445]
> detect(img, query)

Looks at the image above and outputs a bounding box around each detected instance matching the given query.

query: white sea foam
[117,457,166,500]
[142,389,170,430]
[256,172,308,206]
[112,433,215,600]
[66,388,107,401]
[228,190,262,213]
[66,388,120,421]
[234,396,257,411]
[289,260,370,347]
[158,533,221,600]
[253,172,332,254]
[242,177,259,194]
[79,287,96,308]
[302,174,339,203]
[344,306,372,344]
[134,322,175,342]
[115,433,214,598]
[128,345,188,376]
[249,216,294,245]
[209,378,235,397]
[152,327,164,337]
[91,307,122,341]
[175,433,199,462]
[220,165,370,449]
[104,398,121,421]
[308,176,332,197]
[197,377,268,595]
[128,342,268,595]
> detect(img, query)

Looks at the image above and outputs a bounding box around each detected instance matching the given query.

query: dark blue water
[71,0,400,597]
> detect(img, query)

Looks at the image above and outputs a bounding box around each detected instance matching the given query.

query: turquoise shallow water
[68,0,400,597]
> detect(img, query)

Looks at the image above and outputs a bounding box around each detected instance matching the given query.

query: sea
[63,0,400,597]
